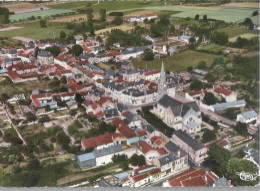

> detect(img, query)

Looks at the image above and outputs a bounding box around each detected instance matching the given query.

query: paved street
[200,107,237,126]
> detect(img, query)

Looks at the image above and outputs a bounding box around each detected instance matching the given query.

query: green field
[251,15,259,25]
[9,9,75,22]
[143,6,257,23]
[0,21,70,40]
[229,33,259,42]
[216,25,259,38]
[133,50,217,72]
[48,1,164,12]
[197,43,226,53]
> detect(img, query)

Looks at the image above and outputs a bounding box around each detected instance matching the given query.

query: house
[237,110,258,124]
[144,13,157,20]
[136,140,168,162]
[163,168,218,187]
[179,35,192,44]
[123,112,142,129]
[81,132,126,150]
[207,176,232,187]
[37,51,53,65]
[214,87,237,102]
[30,93,57,109]
[153,150,189,175]
[155,94,202,134]
[76,144,123,169]
[172,130,207,165]
[185,89,207,101]
[194,69,208,76]
[142,69,161,81]
[206,136,231,150]
[210,99,246,112]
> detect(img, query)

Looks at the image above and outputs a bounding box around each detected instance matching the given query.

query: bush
[109,12,123,16]
[202,129,216,143]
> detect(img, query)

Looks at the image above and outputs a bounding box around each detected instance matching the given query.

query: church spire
[156,61,167,102]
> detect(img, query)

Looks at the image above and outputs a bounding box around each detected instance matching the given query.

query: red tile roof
[113,118,136,138]
[144,70,160,76]
[145,13,156,17]
[95,111,105,118]
[156,147,168,155]
[147,168,161,176]
[137,140,153,154]
[214,87,232,96]
[107,50,121,57]
[132,173,148,183]
[189,89,207,96]
[168,168,218,187]
[81,132,122,149]
[206,139,229,148]
[98,96,115,105]
[136,129,147,137]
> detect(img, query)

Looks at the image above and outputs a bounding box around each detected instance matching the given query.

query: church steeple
[156,62,167,102]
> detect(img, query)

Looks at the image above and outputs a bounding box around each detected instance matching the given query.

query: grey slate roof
[105,108,119,118]
[117,103,128,113]
[242,147,259,165]
[79,53,95,60]
[123,89,151,97]
[165,141,180,153]
[241,110,257,120]
[124,112,138,125]
[93,144,123,158]
[212,99,246,112]
[146,124,156,134]
[157,151,186,166]
[207,177,229,187]
[77,152,95,162]
[102,81,125,91]
[159,95,200,117]
[97,180,115,187]
[174,130,205,151]
[86,64,103,72]
[38,51,53,57]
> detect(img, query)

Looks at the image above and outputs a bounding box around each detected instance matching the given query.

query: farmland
[229,33,259,42]
[216,25,259,38]
[133,50,217,72]
[0,21,70,40]
[9,9,75,22]
[142,6,257,23]
[48,1,164,12]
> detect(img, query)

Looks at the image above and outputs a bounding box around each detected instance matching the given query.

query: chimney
[177,150,181,158]
[228,180,231,187]
[204,175,207,184]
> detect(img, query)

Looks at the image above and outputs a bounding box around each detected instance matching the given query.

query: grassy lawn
[216,25,259,38]
[197,43,226,53]
[0,21,70,40]
[133,50,217,72]
[48,1,164,12]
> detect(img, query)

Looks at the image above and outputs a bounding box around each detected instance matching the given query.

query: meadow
[133,50,217,72]
[197,43,226,53]
[142,6,257,23]
[9,9,75,22]
[216,25,259,38]
[0,21,70,40]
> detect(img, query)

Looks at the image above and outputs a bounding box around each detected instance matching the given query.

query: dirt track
[0,26,22,32]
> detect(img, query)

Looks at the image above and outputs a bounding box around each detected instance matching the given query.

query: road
[200,107,237,126]
[202,121,214,131]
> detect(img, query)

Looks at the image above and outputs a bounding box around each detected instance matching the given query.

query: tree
[0,93,9,103]
[233,150,246,159]
[39,19,47,28]
[56,131,70,150]
[206,145,231,176]
[187,66,193,72]
[243,18,254,30]
[112,16,123,26]
[225,108,237,120]
[130,154,146,166]
[203,15,207,20]
[195,14,200,20]
[60,30,66,38]
[75,93,84,105]
[96,35,103,43]
[38,115,51,124]
[99,9,106,21]
[45,46,60,57]
[190,80,203,90]
[143,49,154,61]
[234,122,248,136]
[213,65,223,75]
[25,112,37,122]
[203,92,217,105]
[226,158,259,186]
[27,159,41,171]
[61,76,67,84]
[196,61,206,69]
[86,8,94,21]
[202,129,216,143]
[252,11,258,16]
[71,44,83,57]
[213,56,224,66]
